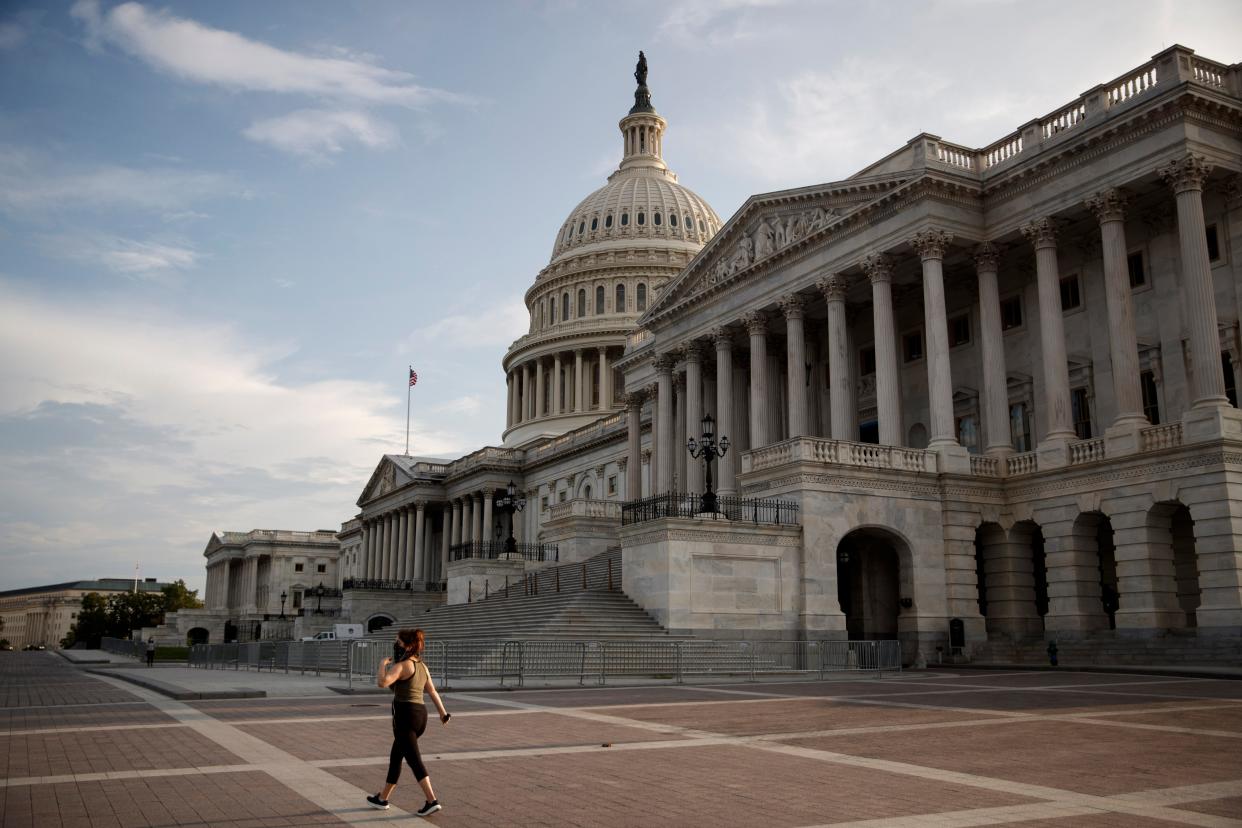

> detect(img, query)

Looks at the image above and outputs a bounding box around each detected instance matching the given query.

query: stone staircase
[384,549,673,641]
[970,630,1242,667]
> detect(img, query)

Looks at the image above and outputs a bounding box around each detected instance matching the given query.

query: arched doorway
[223,621,238,643]
[974,520,1046,639]
[367,614,395,634]
[1072,512,1118,630]
[1148,502,1200,627]
[836,529,904,641]
[187,628,209,646]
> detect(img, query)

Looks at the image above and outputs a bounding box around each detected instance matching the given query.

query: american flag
[409,367,418,387]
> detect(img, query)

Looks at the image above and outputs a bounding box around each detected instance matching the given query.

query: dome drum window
[654,212,662,226]
[595,285,605,315]
[605,214,613,229]
[670,214,678,227]
[621,213,629,226]
[616,283,626,312]
[637,212,645,226]
[590,217,598,231]
[686,215,694,230]
[637,283,647,312]
[577,289,586,318]
[578,221,585,235]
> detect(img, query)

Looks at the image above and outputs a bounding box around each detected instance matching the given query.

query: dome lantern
[619,51,667,173]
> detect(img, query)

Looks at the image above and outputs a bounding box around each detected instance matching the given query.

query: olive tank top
[391,658,429,704]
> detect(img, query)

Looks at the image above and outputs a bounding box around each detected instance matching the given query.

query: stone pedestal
[446,558,526,605]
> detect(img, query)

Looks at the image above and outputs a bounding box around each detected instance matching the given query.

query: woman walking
[368,628,450,816]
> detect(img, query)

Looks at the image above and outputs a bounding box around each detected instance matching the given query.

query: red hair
[397,628,425,656]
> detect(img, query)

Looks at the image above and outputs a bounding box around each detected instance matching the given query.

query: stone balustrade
[524,412,627,465]
[1006,452,1038,476]
[1069,437,1106,466]
[447,446,524,478]
[969,455,1000,477]
[1140,422,1184,452]
[743,437,936,474]
[547,498,622,522]
[1108,60,1158,105]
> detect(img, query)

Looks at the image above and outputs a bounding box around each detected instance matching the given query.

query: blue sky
[1,0,1239,594]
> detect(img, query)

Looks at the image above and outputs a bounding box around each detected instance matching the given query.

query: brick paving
[3,652,1241,826]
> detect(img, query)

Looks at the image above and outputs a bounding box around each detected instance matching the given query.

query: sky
[1,0,1239,595]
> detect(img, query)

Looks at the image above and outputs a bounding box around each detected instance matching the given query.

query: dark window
[317,564,326,573]
[670,214,678,227]
[653,212,662,226]
[1127,251,1146,287]
[577,221,584,235]
[636,283,647,312]
[949,314,971,347]
[590,217,598,231]
[1206,224,1220,262]
[1010,402,1031,452]
[550,299,557,323]
[1001,296,1023,330]
[605,214,613,229]
[637,212,645,226]
[1060,274,1081,311]
[956,414,979,452]
[859,346,876,376]
[562,292,569,319]
[903,331,923,362]
[615,283,626,312]
[686,215,694,230]
[595,286,605,315]
[292,591,302,609]
[1141,370,1160,424]
[858,420,879,444]
[294,563,304,572]
[1225,352,1238,408]
[621,213,629,226]
[1071,387,1092,439]
[577,289,586,318]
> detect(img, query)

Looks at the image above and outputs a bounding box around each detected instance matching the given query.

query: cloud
[414,299,530,350]
[658,0,793,47]
[244,109,398,158]
[71,0,464,106]
[48,233,198,277]
[0,144,244,215]
[0,22,25,50]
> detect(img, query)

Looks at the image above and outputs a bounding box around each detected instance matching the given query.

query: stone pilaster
[863,253,901,446]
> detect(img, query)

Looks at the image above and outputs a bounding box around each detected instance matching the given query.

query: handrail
[621,492,800,527]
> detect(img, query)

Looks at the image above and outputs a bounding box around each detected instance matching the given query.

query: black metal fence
[449,541,558,563]
[342,578,437,591]
[621,492,801,526]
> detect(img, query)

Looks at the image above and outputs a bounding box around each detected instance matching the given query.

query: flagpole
[405,365,412,456]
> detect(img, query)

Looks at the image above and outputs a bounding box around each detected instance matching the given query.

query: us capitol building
[167,46,1242,666]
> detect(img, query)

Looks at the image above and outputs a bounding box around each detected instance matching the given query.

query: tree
[62,592,109,648]
[161,580,204,614]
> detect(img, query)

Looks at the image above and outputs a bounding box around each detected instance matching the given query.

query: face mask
[393,642,407,662]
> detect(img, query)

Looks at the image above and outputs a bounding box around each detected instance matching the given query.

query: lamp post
[279,590,287,619]
[686,413,729,515]
[313,582,325,615]
[493,480,527,557]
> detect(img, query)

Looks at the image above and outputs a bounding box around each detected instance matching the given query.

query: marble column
[553,354,563,415]
[404,506,416,579]
[598,346,611,409]
[363,521,374,579]
[863,253,902,446]
[674,372,687,489]
[684,343,705,492]
[535,358,545,418]
[451,499,462,545]
[440,505,451,582]
[655,355,675,492]
[520,363,531,422]
[1087,188,1147,432]
[472,493,483,547]
[380,514,392,581]
[396,507,409,582]
[743,312,770,448]
[780,294,809,438]
[1161,154,1229,410]
[574,349,585,412]
[974,243,1013,456]
[506,373,514,428]
[412,501,426,586]
[462,497,473,544]
[712,327,737,496]
[482,489,495,546]
[817,274,853,441]
[1020,218,1076,445]
[912,229,959,449]
[626,391,643,498]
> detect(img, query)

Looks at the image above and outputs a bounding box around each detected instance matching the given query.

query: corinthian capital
[623,389,646,409]
[862,253,893,284]
[911,228,953,261]
[741,311,768,335]
[1159,154,1211,195]
[1020,217,1058,250]
[1085,188,1127,224]
[816,272,848,302]
[681,340,705,364]
[778,293,804,320]
[711,325,734,350]
[973,241,999,272]
[652,353,675,374]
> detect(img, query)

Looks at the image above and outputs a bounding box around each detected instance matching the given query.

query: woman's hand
[380,657,392,668]
[439,712,451,725]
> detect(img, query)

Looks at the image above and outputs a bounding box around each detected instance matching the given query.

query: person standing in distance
[145,638,156,667]
[367,628,450,817]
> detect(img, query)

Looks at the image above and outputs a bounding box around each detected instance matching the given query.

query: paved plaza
[2,653,1241,826]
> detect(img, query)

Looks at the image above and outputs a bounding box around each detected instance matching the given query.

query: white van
[301,623,364,642]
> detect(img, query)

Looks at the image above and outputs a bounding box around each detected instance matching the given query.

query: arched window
[615,283,626,312]
[685,215,694,231]
[670,213,678,227]
[595,285,605,315]
[577,221,585,235]
[550,298,557,324]
[637,283,647,312]
[562,292,570,320]
[605,214,613,229]
[653,212,662,226]
[590,217,598,231]
[621,212,629,226]
[577,288,586,318]
[637,212,646,226]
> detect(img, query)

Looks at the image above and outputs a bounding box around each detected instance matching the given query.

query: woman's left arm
[425,673,450,722]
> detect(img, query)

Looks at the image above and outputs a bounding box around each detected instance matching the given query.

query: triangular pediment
[357,455,416,507]
[643,173,914,324]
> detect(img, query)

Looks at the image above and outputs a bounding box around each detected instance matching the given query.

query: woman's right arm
[377,658,412,689]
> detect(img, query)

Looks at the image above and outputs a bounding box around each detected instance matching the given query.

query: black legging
[386,702,428,784]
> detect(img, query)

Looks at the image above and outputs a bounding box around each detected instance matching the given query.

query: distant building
[0,578,170,649]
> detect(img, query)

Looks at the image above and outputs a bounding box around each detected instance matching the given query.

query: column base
[984,444,1014,459]
[931,442,971,474]
[1103,419,1146,457]
[1036,435,1074,469]
[1182,405,1242,443]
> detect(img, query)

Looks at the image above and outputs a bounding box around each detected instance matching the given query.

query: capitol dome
[501,53,720,448]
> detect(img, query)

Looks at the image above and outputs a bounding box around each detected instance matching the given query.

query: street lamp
[494,480,527,556]
[687,413,729,515]
[313,582,325,615]
[279,590,287,619]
